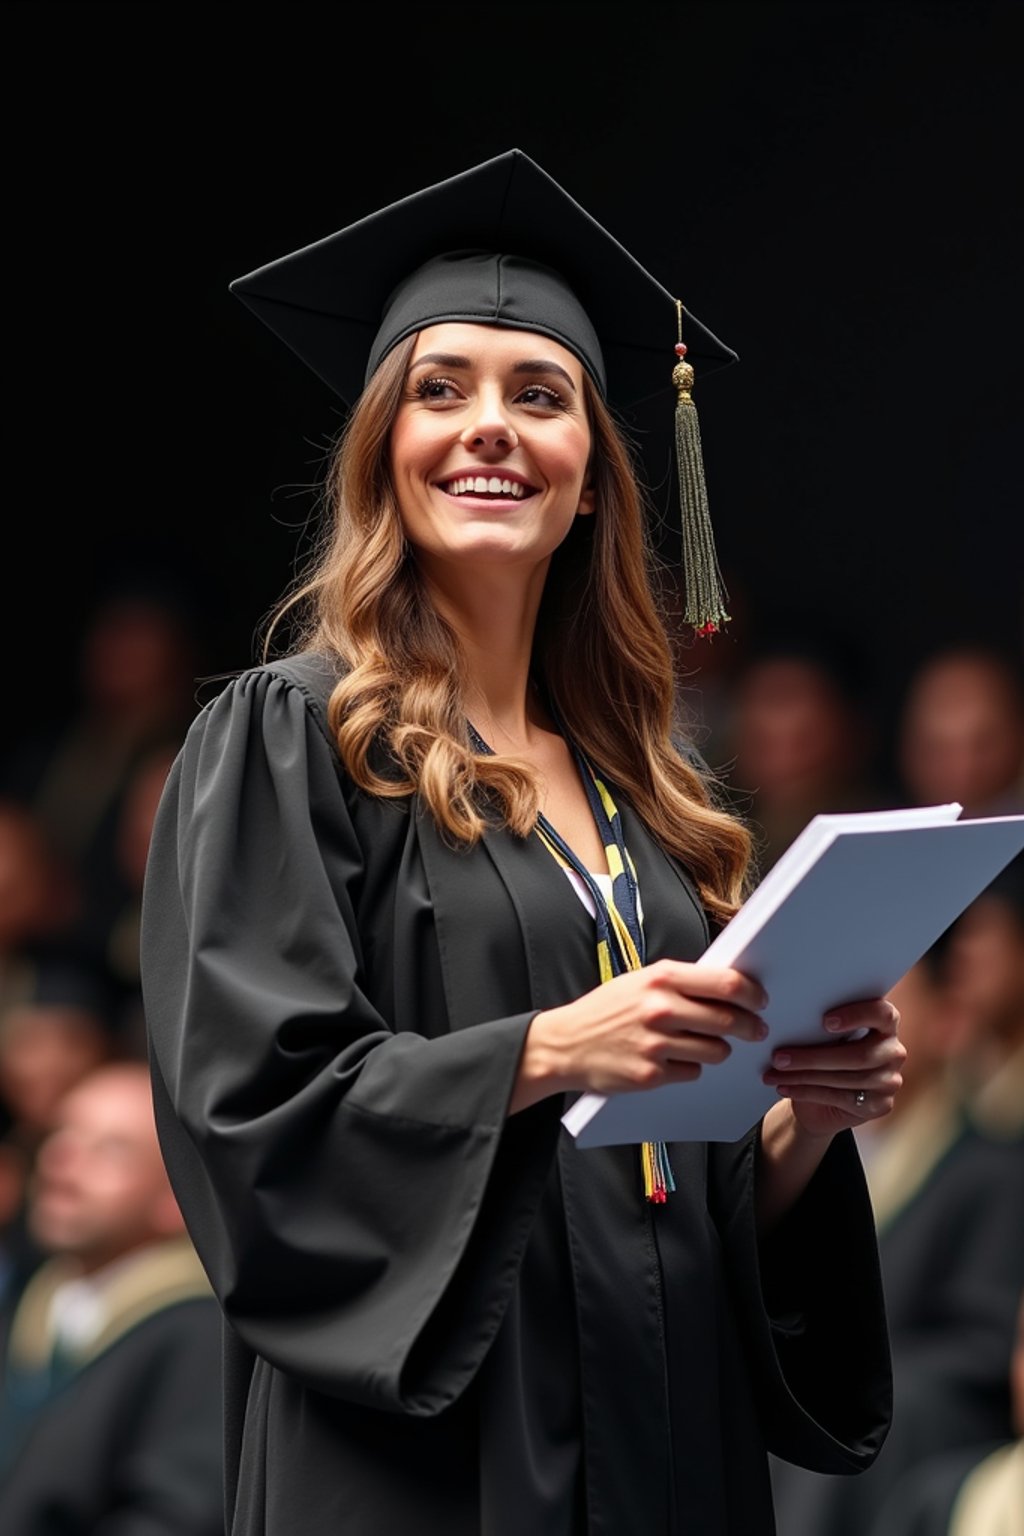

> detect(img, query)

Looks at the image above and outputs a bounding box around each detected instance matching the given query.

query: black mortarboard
[230,148,736,409]
[230,148,736,633]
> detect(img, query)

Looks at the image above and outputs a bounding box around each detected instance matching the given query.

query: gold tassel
[674,300,730,637]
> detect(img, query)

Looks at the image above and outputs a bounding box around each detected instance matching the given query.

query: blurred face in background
[884,962,972,1103]
[0,806,76,952]
[943,893,1024,1042]
[29,1065,184,1273]
[80,598,193,722]
[732,658,859,804]
[899,653,1024,812]
[0,1004,111,1138]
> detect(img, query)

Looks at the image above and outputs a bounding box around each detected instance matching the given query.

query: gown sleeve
[140,668,561,1418]
[708,1125,893,1473]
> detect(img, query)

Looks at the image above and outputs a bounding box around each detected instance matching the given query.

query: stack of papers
[563,803,1024,1145]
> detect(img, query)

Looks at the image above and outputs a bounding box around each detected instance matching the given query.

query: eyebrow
[408,352,578,394]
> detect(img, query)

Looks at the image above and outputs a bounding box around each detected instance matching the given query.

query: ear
[576,481,596,518]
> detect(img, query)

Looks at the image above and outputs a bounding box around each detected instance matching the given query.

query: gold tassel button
[672,356,696,397]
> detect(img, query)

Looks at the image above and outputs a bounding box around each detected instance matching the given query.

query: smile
[437,475,537,500]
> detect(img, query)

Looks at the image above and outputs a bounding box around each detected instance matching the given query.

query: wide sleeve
[708,1125,893,1473]
[141,669,561,1418]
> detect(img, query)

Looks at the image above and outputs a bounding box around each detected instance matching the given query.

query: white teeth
[442,477,527,498]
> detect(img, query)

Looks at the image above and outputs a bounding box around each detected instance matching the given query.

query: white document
[562,803,1024,1146]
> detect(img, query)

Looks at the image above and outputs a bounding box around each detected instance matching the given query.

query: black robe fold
[141,651,891,1535]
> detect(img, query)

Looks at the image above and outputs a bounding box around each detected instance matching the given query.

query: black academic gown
[140,652,892,1536]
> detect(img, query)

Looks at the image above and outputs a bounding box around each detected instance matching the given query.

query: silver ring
[854,1090,867,1108]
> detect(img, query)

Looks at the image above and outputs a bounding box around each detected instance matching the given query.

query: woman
[141,149,903,1535]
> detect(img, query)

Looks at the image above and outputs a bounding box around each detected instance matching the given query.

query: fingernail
[773,1051,792,1067]
[824,1015,843,1031]
[759,989,770,1010]
[756,1023,770,1040]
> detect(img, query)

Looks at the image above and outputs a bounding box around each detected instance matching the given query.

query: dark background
[5,0,1022,749]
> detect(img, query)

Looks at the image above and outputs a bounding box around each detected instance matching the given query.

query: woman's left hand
[762,998,906,1138]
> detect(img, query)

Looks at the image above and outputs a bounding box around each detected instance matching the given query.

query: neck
[69,1235,169,1279]
[418,556,551,746]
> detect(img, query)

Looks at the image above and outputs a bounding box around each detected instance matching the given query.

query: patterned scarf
[468,720,675,1202]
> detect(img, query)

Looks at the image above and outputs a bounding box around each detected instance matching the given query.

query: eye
[413,375,461,401]
[516,383,567,409]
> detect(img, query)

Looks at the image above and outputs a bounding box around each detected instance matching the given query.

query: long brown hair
[267,334,751,924]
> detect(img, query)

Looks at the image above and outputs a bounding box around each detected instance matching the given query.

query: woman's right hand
[509,960,769,1114]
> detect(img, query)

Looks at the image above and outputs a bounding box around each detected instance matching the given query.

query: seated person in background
[0,960,119,1335]
[0,583,200,991]
[897,645,1024,817]
[0,803,78,1016]
[0,959,116,1155]
[0,1062,222,1535]
[770,957,1024,1536]
[105,743,177,1050]
[0,1109,34,1347]
[868,1291,1024,1536]
[942,854,1024,1141]
[727,624,883,870]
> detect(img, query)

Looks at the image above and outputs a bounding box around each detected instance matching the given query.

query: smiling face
[388,323,595,582]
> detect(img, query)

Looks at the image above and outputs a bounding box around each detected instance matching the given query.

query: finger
[777,1084,896,1118]
[767,1035,905,1074]
[659,1060,704,1086]
[659,999,767,1045]
[653,960,768,1016]
[764,1066,904,1093]
[655,1032,732,1068]
[823,999,901,1038]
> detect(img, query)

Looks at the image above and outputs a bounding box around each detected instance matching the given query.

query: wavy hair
[267,335,751,924]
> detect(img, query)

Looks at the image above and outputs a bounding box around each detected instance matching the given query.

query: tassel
[642,1139,676,1203]
[674,300,730,637]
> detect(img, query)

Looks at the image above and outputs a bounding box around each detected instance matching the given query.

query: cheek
[388,418,417,484]
[389,407,444,477]
[547,424,592,488]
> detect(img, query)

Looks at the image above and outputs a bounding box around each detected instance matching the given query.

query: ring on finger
[853,1089,868,1109]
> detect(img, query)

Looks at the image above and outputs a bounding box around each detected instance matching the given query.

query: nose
[459,385,518,455]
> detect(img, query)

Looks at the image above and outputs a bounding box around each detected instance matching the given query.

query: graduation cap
[230,148,735,635]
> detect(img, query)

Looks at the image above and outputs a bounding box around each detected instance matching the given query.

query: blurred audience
[866,1292,1024,1535]
[0,962,121,1365]
[942,855,1024,1141]
[1,584,198,994]
[0,1110,34,1343]
[105,744,177,1049]
[771,920,1024,1534]
[726,624,886,870]
[0,960,116,1153]
[897,645,1024,815]
[0,1062,222,1534]
[0,803,79,1015]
